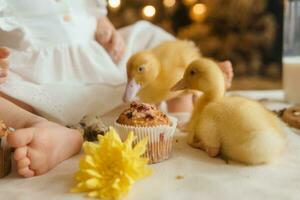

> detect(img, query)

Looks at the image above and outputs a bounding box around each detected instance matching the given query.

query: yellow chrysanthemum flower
[71,127,152,200]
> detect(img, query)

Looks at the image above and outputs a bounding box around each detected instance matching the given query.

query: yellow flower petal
[71,127,152,200]
[83,142,99,155]
[133,137,148,156]
[87,191,99,198]
[80,155,97,168]
[85,178,101,189]
[84,169,102,178]
[124,131,136,148]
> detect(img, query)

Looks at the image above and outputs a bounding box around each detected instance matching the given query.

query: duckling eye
[137,65,145,73]
[190,69,196,76]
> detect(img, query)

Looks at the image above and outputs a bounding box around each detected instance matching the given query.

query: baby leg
[0,97,83,177]
[167,94,194,113]
[0,92,35,114]
[0,48,35,113]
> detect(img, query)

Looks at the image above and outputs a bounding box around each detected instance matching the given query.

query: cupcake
[0,121,11,178]
[115,102,177,164]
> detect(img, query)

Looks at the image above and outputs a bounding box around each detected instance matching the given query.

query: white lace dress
[0,0,173,125]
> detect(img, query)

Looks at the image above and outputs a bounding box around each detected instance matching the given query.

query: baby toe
[18,167,35,178]
[13,146,28,161]
[17,157,31,169]
[0,77,7,84]
[8,128,34,148]
[23,170,35,178]
[27,148,48,175]
[0,68,8,75]
[0,47,9,59]
[0,59,9,69]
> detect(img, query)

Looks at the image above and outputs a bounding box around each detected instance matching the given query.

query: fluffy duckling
[123,40,200,104]
[172,58,286,165]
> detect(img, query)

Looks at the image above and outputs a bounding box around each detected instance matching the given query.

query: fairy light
[142,5,156,18]
[108,0,121,9]
[192,3,207,15]
[163,0,176,8]
[190,3,207,21]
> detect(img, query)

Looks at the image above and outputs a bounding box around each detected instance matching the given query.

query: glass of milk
[283,0,300,104]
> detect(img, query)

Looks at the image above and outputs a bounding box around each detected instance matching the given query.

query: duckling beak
[123,79,141,103]
[171,79,187,91]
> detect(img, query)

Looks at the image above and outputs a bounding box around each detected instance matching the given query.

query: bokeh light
[192,3,206,15]
[190,3,207,21]
[163,0,176,8]
[142,5,156,18]
[108,0,121,9]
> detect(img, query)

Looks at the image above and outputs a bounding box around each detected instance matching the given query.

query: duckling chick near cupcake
[172,58,286,165]
[123,40,201,104]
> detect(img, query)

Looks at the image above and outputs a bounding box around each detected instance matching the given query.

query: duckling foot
[189,141,205,150]
[206,147,220,157]
[219,154,230,164]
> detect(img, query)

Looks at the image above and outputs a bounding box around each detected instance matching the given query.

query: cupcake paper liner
[114,116,177,164]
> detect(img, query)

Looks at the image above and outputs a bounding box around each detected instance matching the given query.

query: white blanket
[1,90,300,200]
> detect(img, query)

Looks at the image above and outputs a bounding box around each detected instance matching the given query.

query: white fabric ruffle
[6,41,125,85]
[0,20,174,125]
[0,0,174,125]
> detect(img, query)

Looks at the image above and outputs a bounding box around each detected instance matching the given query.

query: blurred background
[107,0,284,90]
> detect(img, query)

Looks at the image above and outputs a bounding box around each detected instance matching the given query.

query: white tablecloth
[1,90,300,200]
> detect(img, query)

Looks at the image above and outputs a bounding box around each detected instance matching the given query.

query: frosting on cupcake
[117,102,171,127]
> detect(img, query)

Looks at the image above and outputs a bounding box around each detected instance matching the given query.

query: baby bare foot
[7,119,83,178]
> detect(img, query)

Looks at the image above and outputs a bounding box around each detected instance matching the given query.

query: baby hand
[218,61,234,89]
[95,17,125,63]
[0,47,9,84]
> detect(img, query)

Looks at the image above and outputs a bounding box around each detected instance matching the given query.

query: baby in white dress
[0,0,233,178]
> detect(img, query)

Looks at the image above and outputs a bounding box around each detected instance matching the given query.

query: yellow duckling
[123,40,200,104]
[172,58,286,165]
